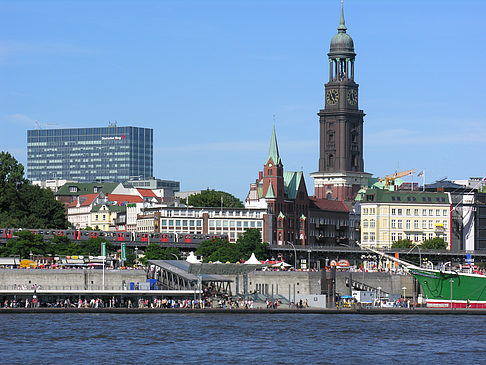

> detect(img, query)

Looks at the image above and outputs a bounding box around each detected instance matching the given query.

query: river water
[1,313,484,363]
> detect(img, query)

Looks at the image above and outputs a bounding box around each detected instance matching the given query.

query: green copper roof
[265,182,276,198]
[91,204,126,213]
[56,182,120,196]
[329,0,354,55]
[360,188,450,204]
[257,171,305,201]
[265,124,281,166]
[283,171,303,200]
[278,212,285,219]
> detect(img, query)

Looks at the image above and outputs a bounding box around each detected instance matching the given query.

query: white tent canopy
[271,261,292,268]
[186,252,201,264]
[244,252,261,265]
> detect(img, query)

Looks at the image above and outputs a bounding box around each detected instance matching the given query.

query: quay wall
[227,271,415,298]
[336,272,415,298]
[0,269,147,290]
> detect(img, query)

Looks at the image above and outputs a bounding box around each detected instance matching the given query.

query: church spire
[338,0,347,32]
[265,120,281,166]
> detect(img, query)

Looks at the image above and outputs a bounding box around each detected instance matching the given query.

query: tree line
[0,152,69,228]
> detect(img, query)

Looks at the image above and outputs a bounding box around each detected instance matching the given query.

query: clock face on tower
[326,89,339,105]
[347,89,358,105]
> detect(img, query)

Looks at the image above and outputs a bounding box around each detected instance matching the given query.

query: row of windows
[209,220,262,229]
[160,219,203,228]
[363,232,448,243]
[309,230,338,238]
[363,207,449,217]
[309,217,349,226]
[389,219,448,229]
[390,196,447,203]
[158,210,264,218]
[391,208,448,216]
[362,219,449,229]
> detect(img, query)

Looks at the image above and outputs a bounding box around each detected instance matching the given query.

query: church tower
[311,1,371,201]
[262,124,284,216]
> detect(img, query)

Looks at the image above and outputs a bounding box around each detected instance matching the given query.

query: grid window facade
[27,126,153,182]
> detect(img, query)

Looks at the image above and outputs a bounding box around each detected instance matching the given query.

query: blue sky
[1,0,485,200]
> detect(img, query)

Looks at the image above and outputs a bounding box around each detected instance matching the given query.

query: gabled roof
[91,204,127,213]
[67,193,100,208]
[265,124,281,166]
[283,171,304,200]
[309,197,349,213]
[107,194,143,204]
[265,183,276,198]
[56,182,120,196]
[137,188,157,197]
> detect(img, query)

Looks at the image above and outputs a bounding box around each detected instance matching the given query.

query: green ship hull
[409,268,486,308]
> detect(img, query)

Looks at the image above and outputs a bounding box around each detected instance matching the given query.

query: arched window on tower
[328,154,334,168]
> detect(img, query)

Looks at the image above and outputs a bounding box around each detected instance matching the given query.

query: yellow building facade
[360,189,452,250]
[91,204,125,231]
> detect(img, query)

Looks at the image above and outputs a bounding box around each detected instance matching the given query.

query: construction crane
[34,120,58,129]
[380,169,415,187]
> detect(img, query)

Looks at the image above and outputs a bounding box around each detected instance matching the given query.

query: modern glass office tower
[27,126,153,182]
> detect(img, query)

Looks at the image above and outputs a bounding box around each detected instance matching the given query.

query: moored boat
[409,267,486,308]
[359,244,486,309]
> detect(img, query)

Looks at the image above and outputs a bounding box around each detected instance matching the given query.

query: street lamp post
[288,242,297,269]
[402,286,407,307]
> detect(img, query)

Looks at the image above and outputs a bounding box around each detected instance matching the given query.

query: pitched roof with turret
[265,124,281,166]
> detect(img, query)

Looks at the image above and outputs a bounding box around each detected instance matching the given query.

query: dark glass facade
[27,126,153,182]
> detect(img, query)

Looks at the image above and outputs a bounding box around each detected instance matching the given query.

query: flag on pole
[417,170,424,177]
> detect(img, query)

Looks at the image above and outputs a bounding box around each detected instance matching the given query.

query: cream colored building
[360,189,452,250]
[91,204,126,231]
[136,206,271,243]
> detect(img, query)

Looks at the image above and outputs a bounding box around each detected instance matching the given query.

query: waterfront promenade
[1,307,486,315]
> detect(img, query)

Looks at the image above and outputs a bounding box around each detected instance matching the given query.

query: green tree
[0,151,68,229]
[207,245,241,263]
[421,237,447,250]
[48,235,79,256]
[2,230,49,259]
[77,237,114,256]
[187,189,243,208]
[236,228,268,260]
[124,249,136,267]
[143,243,181,261]
[391,239,413,249]
[195,229,268,263]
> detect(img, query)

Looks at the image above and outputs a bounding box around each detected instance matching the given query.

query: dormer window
[69,186,78,193]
